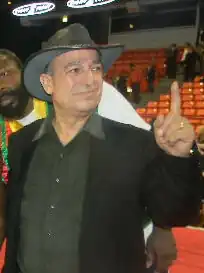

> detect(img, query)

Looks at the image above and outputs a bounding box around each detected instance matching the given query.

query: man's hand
[146,227,177,272]
[154,81,195,157]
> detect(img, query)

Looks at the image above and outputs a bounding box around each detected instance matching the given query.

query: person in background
[146,59,156,93]
[0,50,52,250]
[194,45,203,77]
[0,49,48,249]
[200,29,204,44]
[115,75,128,98]
[127,63,141,103]
[165,43,178,79]
[180,43,191,64]
[182,44,197,82]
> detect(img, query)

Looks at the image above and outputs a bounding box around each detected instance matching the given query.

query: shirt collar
[32,111,105,142]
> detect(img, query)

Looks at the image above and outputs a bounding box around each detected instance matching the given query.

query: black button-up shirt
[18,113,105,273]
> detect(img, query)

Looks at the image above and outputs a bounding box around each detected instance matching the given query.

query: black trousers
[148,81,154,93]
[131,82,141,104]
[184,66,195,82]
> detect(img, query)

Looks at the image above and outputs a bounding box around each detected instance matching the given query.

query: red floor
[171,227,204,273]
[0,241,5,270]
[0,227,203,272]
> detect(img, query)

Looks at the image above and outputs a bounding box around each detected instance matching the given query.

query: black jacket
[5,117,201,273]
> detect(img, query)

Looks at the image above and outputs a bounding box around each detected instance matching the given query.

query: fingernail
[172,81,179,90]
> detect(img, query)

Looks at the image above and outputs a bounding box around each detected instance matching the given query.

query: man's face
[40,49,103,116]
[0,58,29,119]
[0,59,21,91]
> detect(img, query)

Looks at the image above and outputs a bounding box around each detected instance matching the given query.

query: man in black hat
[0,49,176,273]
[5,24,201,273]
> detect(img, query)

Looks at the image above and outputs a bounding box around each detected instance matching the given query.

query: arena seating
[105,48,166,93]
[136,77,204,133]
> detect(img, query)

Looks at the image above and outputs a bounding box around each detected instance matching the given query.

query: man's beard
[0,85,30,119]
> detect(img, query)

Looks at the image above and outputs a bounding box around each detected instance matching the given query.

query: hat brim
[23,44,124,102]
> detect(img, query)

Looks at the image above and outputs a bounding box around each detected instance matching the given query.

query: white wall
[108,26,197,49]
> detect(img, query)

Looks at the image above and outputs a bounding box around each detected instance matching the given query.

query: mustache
[0,85,30,119]
[0,85,26,98]
[71,85,99,94]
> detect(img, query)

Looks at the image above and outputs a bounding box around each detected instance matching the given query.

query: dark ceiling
[0,0,200,15]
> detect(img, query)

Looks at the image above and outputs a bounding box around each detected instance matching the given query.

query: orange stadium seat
[182,82,193,88]
[195,101,204,109]
[195,95,204,101]
[196,109,204,117]
[183,108,196,116]
[194,82,204,88]
[147,101,158,108]
[146,108,158,116]
[144,118,153,123]
[159,94,170,101]
[158,101,170,108]
[189,119,202,125]
[181,94,194,101]
[158,108,169,115]
[181,88,193,94]
[182,101,195,108]
[136,108,146,115]
[193,89,204,95]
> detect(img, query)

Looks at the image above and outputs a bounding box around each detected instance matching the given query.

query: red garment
[127,69,142,87]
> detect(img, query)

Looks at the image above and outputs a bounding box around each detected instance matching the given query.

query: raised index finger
[170,81,181,115]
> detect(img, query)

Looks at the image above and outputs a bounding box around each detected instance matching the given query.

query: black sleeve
[141,133,202,228]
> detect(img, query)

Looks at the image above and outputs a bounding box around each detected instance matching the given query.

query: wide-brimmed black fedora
[23,23,124,102]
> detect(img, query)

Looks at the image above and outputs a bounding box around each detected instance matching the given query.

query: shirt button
[56,178,60,183]
[60,153,63,159]
[48,232,52,236]
[50,205,55,209]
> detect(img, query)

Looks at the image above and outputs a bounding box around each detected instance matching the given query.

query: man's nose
[86,70,94,85]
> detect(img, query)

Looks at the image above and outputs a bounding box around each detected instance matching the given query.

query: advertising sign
[12,1,55,17]
[67,0,117,9]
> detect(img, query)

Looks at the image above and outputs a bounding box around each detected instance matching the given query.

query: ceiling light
[62,15,68,23]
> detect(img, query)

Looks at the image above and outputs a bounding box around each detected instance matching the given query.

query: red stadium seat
[195,101,204,109]
[193,88,204,95]
[181,95,194,101]
[146,108,158,117]
[196,109,204,117]
[147,101,158,108]
[136,108,146,115]
[159,94,170,101]
[195,95,204,101]
[182,101,195,108]
[181,88,193,94]
[182,82,193,88]
[158,101,170,108]
[158,108,169,115]
[183,108,196,116]
[194,82,204,88]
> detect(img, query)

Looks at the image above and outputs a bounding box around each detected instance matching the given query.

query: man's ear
[40,73,53,95]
